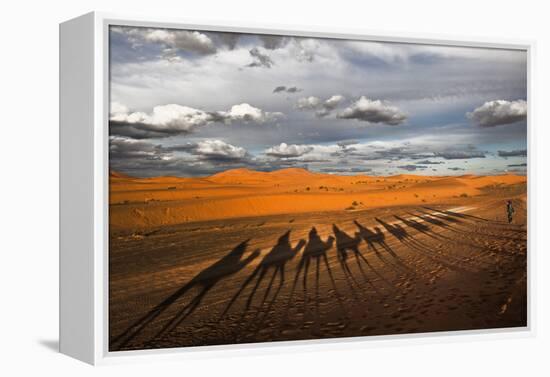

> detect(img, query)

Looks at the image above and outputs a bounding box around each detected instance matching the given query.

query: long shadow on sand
[375,217,475,274]
[394,215,487,266]
[424,207,492,223]
[415,209,526,244]
[353,220,414,279]
[280,227,346,327]
[394,215,449,242]
[110,240,260,350]
[223,231,306,342]
[332,224,374,301]
[423,206,524,230]
[222,230,305,319]
[410,211,525,261]
[410,211,455,231]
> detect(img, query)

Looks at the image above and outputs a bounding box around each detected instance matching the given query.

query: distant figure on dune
[506,200,515,223]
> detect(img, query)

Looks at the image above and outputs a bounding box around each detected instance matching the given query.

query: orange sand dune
[109,168,526,230]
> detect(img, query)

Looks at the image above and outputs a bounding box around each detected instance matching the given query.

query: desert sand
[109,169,527,351]
[109,168,526,230]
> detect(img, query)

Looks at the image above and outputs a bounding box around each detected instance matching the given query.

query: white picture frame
[59,11,535,365]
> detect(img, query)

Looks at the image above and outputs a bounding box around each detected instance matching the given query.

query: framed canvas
[60,12,534,365]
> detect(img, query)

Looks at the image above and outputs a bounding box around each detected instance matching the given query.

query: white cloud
[265,142,314,157]
[296,94,346,117]
[111,104,213,132]
[337,96,407,125]
[114,27,216,55]
[296,96,322,110]
[324,95,345,110]
[218,103,283,123]
[467,99,527,127]
[194,140,248,160]
[109,27,526,177]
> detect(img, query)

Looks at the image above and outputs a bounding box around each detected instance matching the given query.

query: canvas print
[108,25,528,351]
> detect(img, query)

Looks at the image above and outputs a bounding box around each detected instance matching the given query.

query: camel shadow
[282,227,342,325]
[222,230,305,319]
[110,239,260,349]
[375,217,473,274]
[423,207,491,223]
[394,215,448,242]
[414,210,526,245]
[332,224,369,300]
[353,220,412,279]
[410,211,453,230]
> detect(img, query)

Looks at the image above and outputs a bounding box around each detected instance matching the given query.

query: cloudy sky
[109,25,527,177]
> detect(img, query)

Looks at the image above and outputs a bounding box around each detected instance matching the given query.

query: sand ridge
[109,168,526,230]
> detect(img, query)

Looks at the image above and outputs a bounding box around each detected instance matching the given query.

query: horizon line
[109,167,527,180]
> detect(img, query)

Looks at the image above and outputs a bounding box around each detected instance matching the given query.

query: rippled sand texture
[109,169,527,351]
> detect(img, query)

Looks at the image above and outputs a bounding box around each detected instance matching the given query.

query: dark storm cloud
[337,140,359,148]
[109,137,164,159]
[467,99,527,127]
[110,156,188,177]
[507,163,527,167]
[416,160,445,165]
[397,165,427,171]
[259,35,288,50]
[370,148,432,161]
[273,86,302,94]
[329,139,359,157]
[110,122,179,139]
[108,137,213,177]
[110,154,263,178]
[110,137,266,177]
[292,157,332,163]
[337,97,406,125]
[246,48,274,68]
[433,151,486,160]
[341,143,486,162]
[507,168,527,175]
[212,32,242,49]
[498,149,527,157]
[319,167,372,173]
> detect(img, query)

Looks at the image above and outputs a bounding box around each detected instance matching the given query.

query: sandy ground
[109,168,526,229]
[109,171,527,351]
